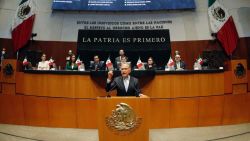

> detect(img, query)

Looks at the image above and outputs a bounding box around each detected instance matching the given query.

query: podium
[97,96,150,141]
[1,59,21,95]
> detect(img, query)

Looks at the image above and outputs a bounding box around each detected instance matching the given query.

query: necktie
[123,77,129,92]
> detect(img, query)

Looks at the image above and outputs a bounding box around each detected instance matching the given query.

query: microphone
[106,81,117,98]
[132,81,141,97]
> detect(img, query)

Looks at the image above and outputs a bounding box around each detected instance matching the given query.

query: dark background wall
[1,37,250,70]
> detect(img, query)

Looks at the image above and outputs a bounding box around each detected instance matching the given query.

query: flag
[197,56,203,65]
[167,57,174,68]
[49,57,54,66]
[11,0,36,52]
[76,56,82,66]
[106,57,113,70]
[136,57,144,70]
[23,57,29,66]
[208,0,239,56]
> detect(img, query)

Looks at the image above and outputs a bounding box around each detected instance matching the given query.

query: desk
[2,69,249,129]
[18,69,224,98]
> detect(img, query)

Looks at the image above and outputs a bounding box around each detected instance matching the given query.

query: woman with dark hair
[145,57,157,70]
[66,54,78,70]
[37,53,50,70]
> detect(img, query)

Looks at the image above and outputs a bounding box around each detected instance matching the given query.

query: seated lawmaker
[174,54,186,70]
[106,62,144,97]
[66,54,78,70]
[144,57,157,70]
[117,57,129,70]
[89,55,104,71]
[115,49,128,69]
[37,53,50,70]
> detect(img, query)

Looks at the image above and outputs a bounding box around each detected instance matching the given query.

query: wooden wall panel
[199,73,224,96]
[16,72,105,98]
[171,74,200,98]
[224,71,232,94]
[170,98,199,128]
[48,98,77,128]
[198,96,224,126]
[248,70,250,92]
[150,99,170,128]
[139,73,224,98]
[2,83,16,95]
[143,75,171,98]
[233,84,247,94]
[223,94,249,125]
[76,99,97,129]
[0,95,24,124]
[248,93,250,122]
[23,96,49,126]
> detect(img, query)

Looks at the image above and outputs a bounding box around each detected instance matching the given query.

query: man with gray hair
[106,62,143,97]
[174,54,186,70]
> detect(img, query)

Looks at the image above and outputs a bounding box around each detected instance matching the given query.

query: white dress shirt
[176,62,181,69]
[38,61,50,70]
[107,75,130,92]
[123,76,130,92]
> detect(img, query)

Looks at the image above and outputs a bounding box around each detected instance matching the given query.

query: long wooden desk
[0,70,249,129]
[16,70,224,98]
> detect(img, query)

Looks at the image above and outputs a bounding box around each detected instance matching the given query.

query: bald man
[106,62,142,97]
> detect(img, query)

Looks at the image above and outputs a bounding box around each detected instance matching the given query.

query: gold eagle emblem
[106,103,142,135]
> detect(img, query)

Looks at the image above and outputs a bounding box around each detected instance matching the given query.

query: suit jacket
[174,61,186,70]
[89,61,104,70]
[66,62,78,70]
[144,63,157,70]
[115,56,128,69]
[106,76,141,97]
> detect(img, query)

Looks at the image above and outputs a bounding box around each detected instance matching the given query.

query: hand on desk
[139,94,147,98]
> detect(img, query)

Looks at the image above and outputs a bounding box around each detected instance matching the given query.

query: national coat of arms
[234,63,246,79]
[211,6,226,22]
[18,4,31,19]
[106,103,142,135]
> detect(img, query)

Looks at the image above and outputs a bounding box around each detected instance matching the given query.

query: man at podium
[106,62,143,97]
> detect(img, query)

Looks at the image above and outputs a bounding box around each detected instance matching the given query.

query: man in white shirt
[37,53,50,70]
[174,54,186,70]
[106,62,144,97]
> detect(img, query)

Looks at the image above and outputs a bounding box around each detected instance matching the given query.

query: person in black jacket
[174,54,186,70]
[144,57,157,70]
[106,62,144,97]
[89,55,104,71]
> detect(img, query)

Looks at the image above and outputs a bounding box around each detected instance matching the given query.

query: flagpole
[16,51,19,60]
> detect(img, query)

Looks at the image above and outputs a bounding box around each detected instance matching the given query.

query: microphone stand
[106,81,117,98]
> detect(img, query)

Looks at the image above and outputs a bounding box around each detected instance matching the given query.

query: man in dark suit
[106,62,144,97]
[89,55,104,71]
[174,54,186,70]
[115,49,128,70]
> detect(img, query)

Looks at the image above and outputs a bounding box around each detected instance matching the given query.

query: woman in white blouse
[37,53,50,70]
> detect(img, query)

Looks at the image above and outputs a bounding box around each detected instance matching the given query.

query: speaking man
[106,62,144,97]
